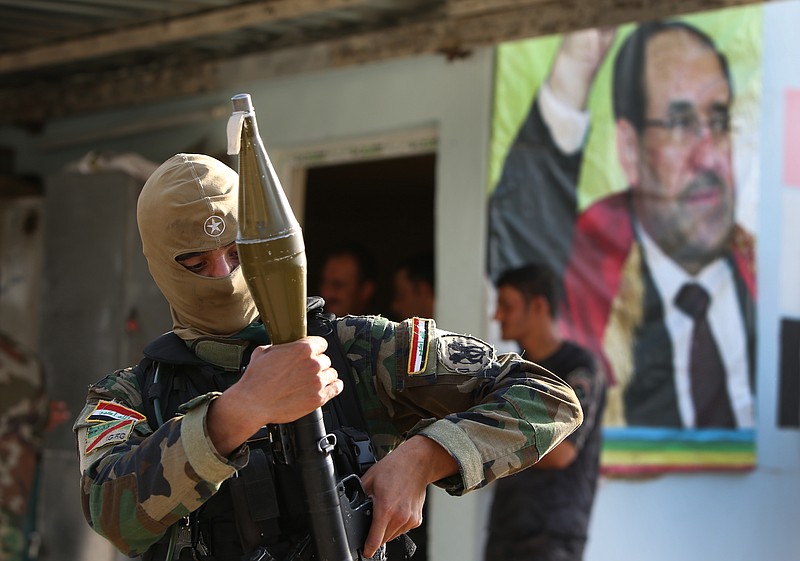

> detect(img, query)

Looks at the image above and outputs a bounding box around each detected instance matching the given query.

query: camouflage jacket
[0,332,48,561]
[74,316,582,557]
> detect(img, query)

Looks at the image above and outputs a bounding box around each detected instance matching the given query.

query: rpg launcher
[227,93,373,561]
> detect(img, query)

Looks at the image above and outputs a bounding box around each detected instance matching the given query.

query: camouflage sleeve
[73,368,247,557]
[0,333,48,561]
[334,316,583,496]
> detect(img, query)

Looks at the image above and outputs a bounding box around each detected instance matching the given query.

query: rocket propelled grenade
[227,93,356,561]
[228,92,307,344]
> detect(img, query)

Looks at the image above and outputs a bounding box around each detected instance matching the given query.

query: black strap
[230,447,281,552]
[135,356,224,431]
[308,311,370,434]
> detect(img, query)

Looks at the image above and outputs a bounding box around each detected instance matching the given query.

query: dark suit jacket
[561,191,756,427]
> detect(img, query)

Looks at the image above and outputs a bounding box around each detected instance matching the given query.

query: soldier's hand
[244,337,343,423]
[360,435,458,558]
[207,336,343,455]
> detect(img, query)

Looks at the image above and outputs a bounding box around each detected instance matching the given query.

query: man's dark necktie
[674,283,736,428]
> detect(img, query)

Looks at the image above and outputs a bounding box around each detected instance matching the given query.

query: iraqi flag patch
[407,317,433,375]
[86,400,145,424]
[85,419,136,454]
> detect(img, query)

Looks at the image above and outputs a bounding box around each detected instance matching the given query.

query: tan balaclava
[137,153,258,341]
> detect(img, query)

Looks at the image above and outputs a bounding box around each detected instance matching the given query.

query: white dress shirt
[638,226,754,428]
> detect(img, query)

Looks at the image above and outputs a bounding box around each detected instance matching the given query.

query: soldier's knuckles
[252,344,272,359]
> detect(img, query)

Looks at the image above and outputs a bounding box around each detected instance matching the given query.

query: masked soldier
[74,153,583,561]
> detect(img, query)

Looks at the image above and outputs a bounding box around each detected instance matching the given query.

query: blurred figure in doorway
[319,243,377,317]
[391,251,435,321]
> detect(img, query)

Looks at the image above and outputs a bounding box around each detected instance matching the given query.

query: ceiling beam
[229,0,779,73]
[0,0,774,127]
[0,0,369,74]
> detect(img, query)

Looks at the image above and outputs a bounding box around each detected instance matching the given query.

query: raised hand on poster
[548,28,617,111]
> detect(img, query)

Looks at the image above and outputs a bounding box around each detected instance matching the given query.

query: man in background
[391,251,435,321]
[486,264,605,561]
[319,243,377,317]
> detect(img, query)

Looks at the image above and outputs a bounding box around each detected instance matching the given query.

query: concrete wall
[1,1,799,558]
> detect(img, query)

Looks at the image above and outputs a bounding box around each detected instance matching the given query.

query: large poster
[487,7,762,474]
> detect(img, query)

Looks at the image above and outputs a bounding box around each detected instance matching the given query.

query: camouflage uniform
[75,315,582,557]
[0,332,48,561]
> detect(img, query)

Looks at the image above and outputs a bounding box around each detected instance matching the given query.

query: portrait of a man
[488,15,759,434]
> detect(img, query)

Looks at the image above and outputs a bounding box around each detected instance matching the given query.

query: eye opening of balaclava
[137,153,258,341]
[175,243,236,275]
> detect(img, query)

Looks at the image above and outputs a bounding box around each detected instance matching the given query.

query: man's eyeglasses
[643,112,731,143]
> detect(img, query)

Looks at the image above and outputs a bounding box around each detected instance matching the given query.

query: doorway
[303,153,436,319]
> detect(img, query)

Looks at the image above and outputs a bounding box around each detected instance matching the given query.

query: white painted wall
[2,2,800,558]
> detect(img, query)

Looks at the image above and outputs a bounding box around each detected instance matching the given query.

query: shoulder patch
[408,317,433,375]
[85,419,135,454]
[86,399,145,424]
[437,333,495,375]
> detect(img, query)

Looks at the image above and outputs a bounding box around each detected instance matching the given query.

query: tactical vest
[135,298,379,561]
